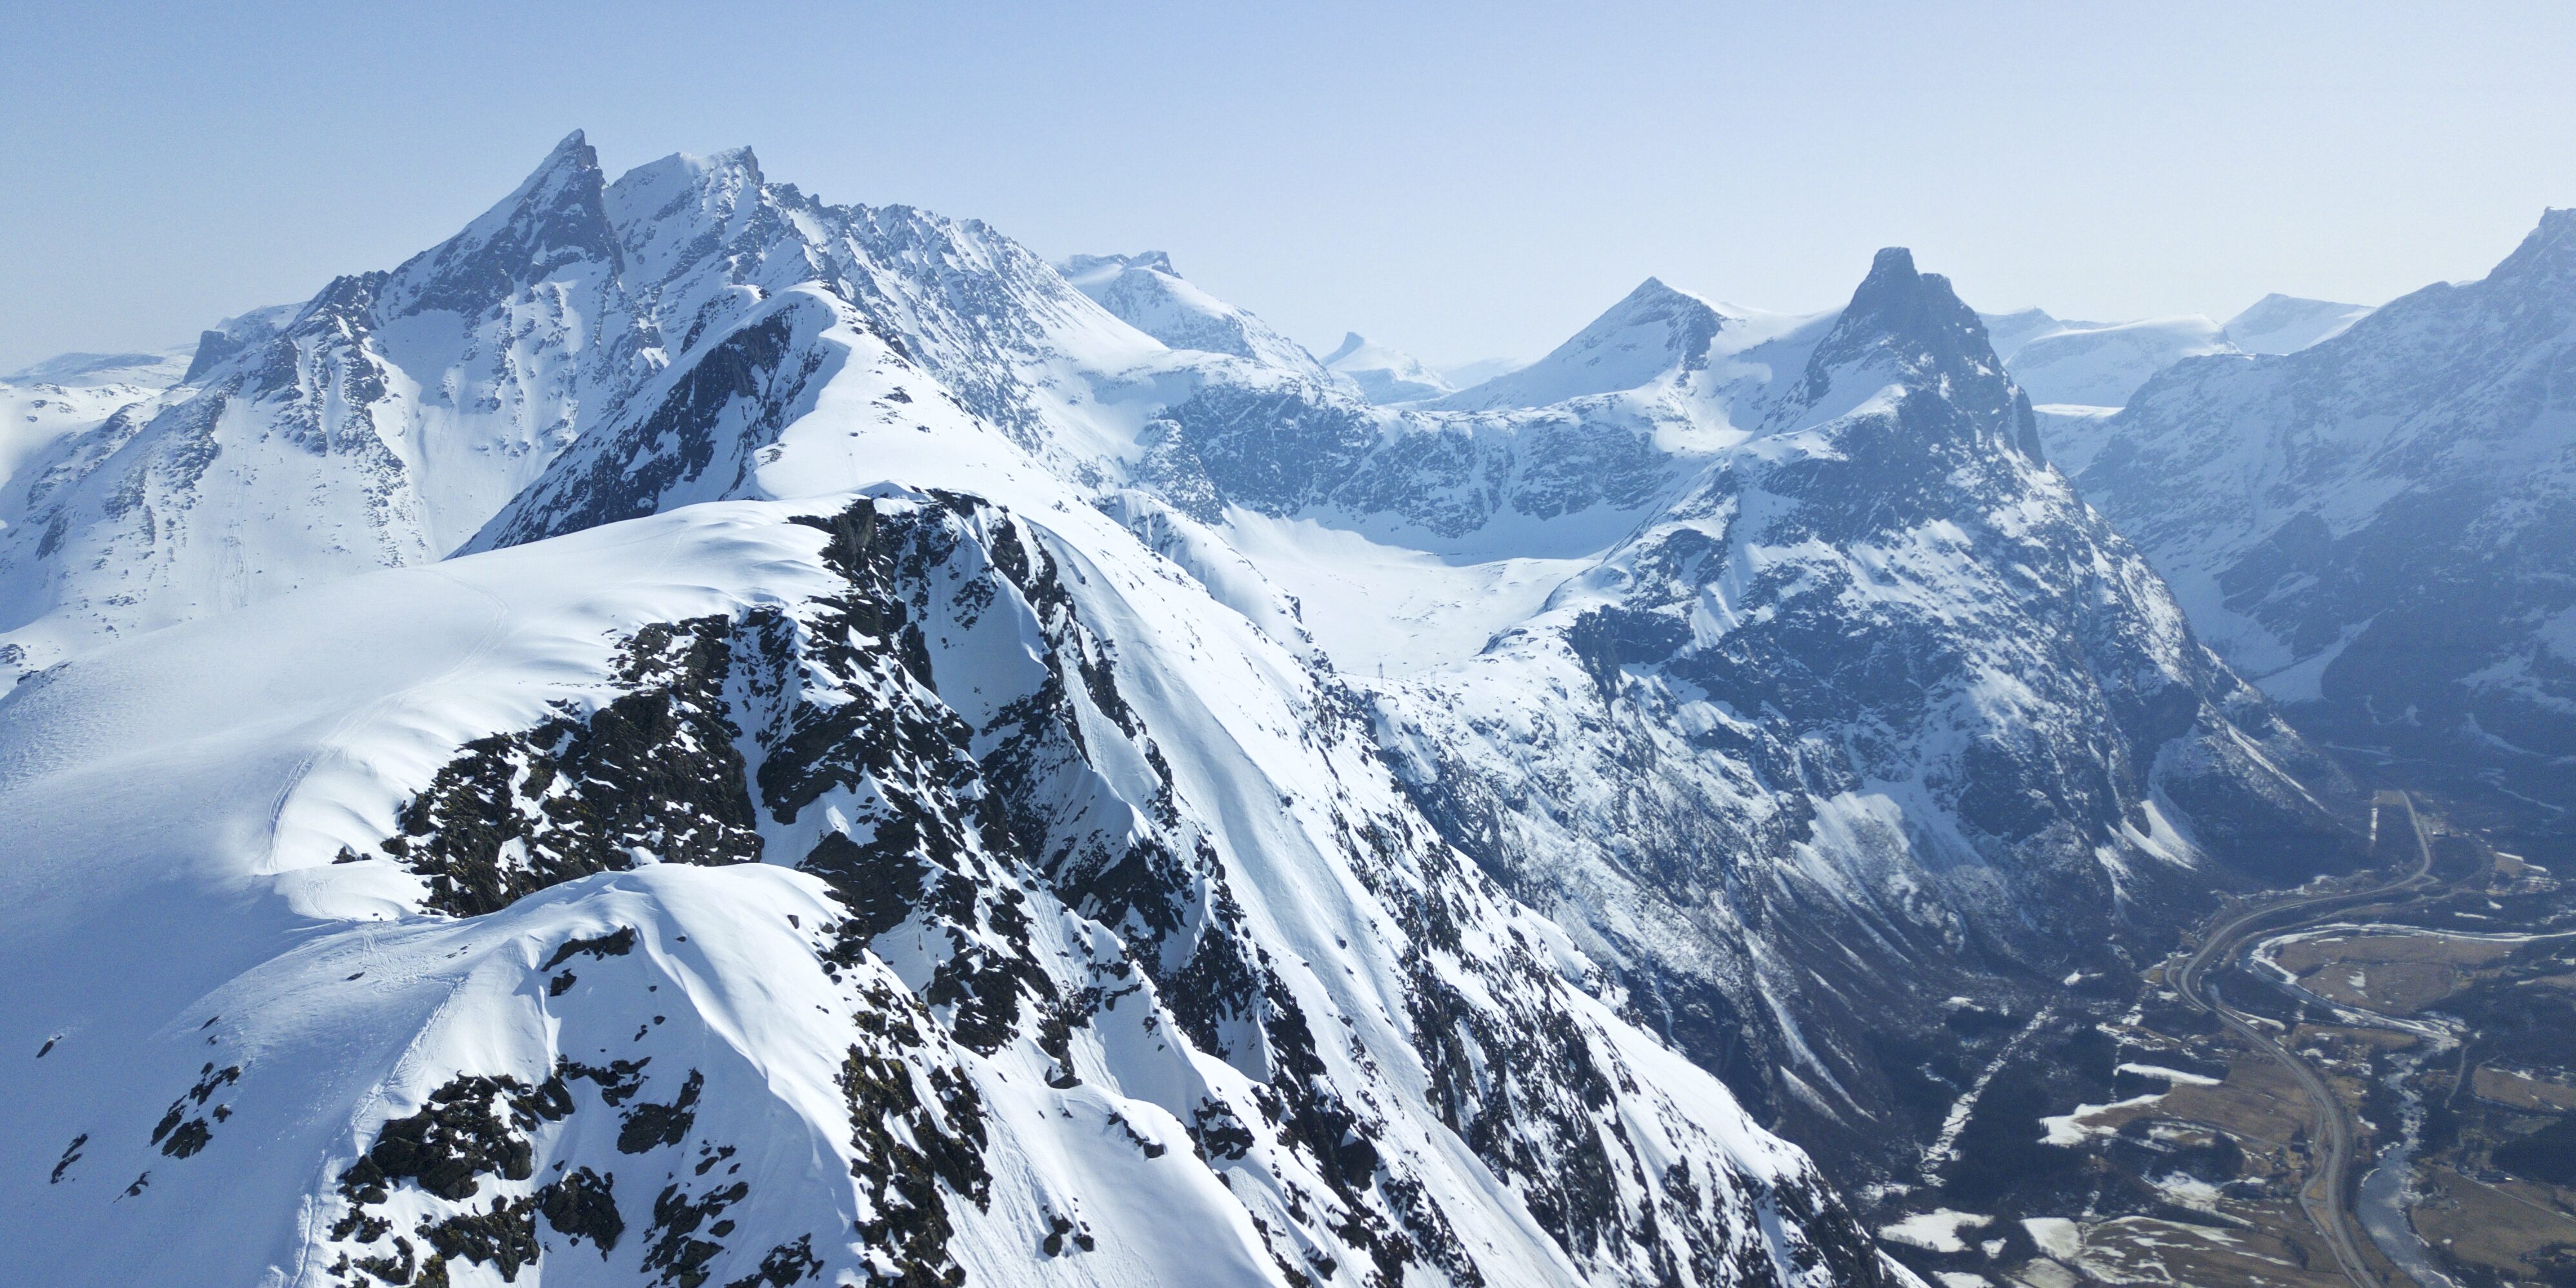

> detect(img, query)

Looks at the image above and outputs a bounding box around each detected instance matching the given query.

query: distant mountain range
[1978,293,2373,410]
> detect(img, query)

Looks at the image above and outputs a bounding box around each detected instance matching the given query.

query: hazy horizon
[6,1,2574,372]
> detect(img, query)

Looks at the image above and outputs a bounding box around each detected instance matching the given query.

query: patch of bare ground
[2471,1065,2576,1113]
[2275,932,2515,1014]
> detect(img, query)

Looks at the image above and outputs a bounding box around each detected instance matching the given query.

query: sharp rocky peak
[376,130,623,319]
[1806,248,1986,372]
[2484,205,2576,288]
[1786,245,2038,452]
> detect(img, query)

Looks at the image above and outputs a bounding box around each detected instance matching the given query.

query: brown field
[2410,1165,2576,1283]
[2272,932,2517,1014]
[2472,1065,2576,1113]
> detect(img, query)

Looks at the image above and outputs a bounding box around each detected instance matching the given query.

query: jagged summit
[2487,205,2576,285]
[381,129,622,317]
[1805,248,1987,376]
[1,136,2377,1287]
[0,136,1919,1288]
[1761,247,2042,455]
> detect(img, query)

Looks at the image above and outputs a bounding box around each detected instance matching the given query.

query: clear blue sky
[6,1,2573,371]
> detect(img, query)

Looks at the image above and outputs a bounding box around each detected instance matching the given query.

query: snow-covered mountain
[1440,277,1755,412]
[5,128,2398,1285]
[1143,253,2358,1175]
[2070,208,2576,820]
[0,133,661,676]
[1322,333,1454,404]
[1440,356,1525,389]
[2220,292,2373,355]
[1977,309,2235,409]
[1,137,1922,1288]
[1978,295,2373,416]
[1058,251,1330,381]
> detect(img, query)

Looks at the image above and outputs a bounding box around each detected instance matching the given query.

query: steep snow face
[1059,251,1329,380]
[1,463,1904,1284]
[2075,208,2576,813]
[2221,293,2375,356]
[1323,333,1456,404]
[1984,312,2237,409]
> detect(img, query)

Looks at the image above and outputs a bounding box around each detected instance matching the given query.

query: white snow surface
[1984,312,2235,410]
[1322,332,1456,404]
[2222,294,2375,356]
[1059,251,1329,381]
[2069,208,2576,745]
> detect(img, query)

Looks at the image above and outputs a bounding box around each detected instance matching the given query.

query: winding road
[2166,790,2439,1288]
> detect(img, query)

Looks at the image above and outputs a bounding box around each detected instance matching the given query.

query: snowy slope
[1059,252,1329,381]
[1439,278,1782,411]
[0,376,183,501]
[1322,333,1455,404]
[0,136,1206,681]
[1040,251,2357,1186]
[2074,209,2576,815]
[1,149,1911,1287]
[2221,293,2374,355]
[1981,311,2236,409]
[1441,357,1527,389]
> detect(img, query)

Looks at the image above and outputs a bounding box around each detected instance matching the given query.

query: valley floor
[1866,789,2576,1288]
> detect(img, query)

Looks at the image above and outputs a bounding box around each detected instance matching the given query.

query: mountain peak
[1789,247,2037,452]
[1439,276,1726,410]
[2487,206,2576,286]
[379,130,620,317]
[1807,246,1984,374]
[1057,250,1178,288]
[2222,293,2373,356]
[1057,249,1323,376]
